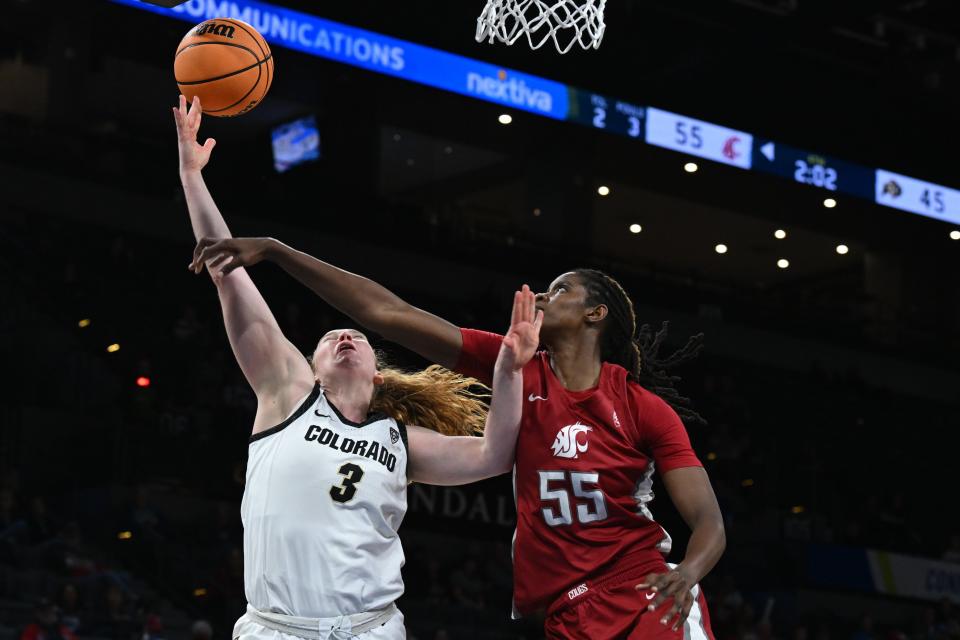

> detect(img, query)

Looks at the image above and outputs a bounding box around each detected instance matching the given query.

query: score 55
[645,107,753,169]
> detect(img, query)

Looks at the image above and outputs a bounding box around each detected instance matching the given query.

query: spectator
[0,487,24,536]
[25,496,59,544]
[142,613,165,640]
[60,521,96,578]
[0,487,26,562]
[190,619,213,640]
[19,599,76,640]
[943,535,960,563]
[90,584,136,640]
[57,584,84,635]
[851,615,876,640]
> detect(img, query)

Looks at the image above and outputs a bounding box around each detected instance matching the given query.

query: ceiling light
[597,185,610,196]
[498,113,512,125]
[629,224,642,234]
[684,162,698,173]
[777,259,790,269]
[836,244,849,255]
[715,244,728,254]
[774,229,787,239]
[951,230,960,240]
[824,198,837,209]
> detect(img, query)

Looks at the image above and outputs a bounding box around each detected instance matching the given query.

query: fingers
[205,252,232,272]
[660,592,688,630]
[512,284,534,327]
[190,237,228,273]
[220,255,245,276]
[196,245,232,270]
[672,595,694,632]
[533,309,544,333]
[189,95,202,128]
[636,571,675,609]
[521,284,533,324]
[191,237,217,272]
[202,138,216,153]
[634,572,661,591]
[635,570,693,629]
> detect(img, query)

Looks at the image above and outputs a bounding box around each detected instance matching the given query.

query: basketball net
[475,0,607,54]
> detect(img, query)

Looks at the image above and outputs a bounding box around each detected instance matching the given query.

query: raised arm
[175,96,313,430]
[404,286,542,486]
[189,237,463,369]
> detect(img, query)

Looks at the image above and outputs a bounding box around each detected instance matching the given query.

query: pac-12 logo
[551,423,592,459]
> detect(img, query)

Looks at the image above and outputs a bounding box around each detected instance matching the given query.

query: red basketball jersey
[456,329,703,616]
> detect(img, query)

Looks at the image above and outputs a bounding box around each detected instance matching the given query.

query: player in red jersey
[190,237,727,639]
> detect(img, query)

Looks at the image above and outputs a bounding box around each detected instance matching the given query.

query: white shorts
[233,606,405,640]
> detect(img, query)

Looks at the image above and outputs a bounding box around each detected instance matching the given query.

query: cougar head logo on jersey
[551,423,592,459]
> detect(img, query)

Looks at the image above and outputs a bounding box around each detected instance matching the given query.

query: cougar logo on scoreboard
[390,427,400,444]
[550,423,592,459]
[195,22,236,39]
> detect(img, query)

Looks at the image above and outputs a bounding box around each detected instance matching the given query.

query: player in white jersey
[174,95,543,640]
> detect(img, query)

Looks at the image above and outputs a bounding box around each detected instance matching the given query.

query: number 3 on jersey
[330,462,364,504]
[539,470,608,526]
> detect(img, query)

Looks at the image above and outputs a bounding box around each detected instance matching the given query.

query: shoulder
[250,383,321,443]
[617,373,680,426]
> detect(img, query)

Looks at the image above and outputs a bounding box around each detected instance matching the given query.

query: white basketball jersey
[241,385,409,618]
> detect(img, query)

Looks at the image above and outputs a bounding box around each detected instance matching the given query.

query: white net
[475,0,607,54]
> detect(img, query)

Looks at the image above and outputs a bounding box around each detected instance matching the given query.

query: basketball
[174,18,274,117]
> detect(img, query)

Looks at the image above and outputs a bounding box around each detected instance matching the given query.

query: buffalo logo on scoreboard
[882,180,903,199]
[551,423,592,459]
[195,22,236,39]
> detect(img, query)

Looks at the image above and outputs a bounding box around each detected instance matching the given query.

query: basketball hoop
[475,0,607,54]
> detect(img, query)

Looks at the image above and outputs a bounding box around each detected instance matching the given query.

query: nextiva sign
[110,0,569,119]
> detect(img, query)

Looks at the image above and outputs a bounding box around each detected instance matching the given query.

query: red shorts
[543,563,715,640]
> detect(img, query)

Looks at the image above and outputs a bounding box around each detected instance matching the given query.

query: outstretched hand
[173,94,216,174]
[499,285,543,372]
[189,237,274,278]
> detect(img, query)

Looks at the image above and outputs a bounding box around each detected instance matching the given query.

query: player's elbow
[478,442,514,478]
[714,520,727,555]
[700,511,726,555]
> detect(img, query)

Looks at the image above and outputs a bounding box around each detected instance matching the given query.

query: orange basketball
[174,18,274,117]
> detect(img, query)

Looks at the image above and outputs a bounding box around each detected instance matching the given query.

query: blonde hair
[371,365,490,436]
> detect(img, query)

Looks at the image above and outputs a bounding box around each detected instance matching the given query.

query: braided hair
[574,269,706,424]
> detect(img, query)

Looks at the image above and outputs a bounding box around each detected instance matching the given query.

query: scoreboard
[114,0,960,227]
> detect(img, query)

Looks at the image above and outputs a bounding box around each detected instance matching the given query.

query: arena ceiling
[3,0,959,293]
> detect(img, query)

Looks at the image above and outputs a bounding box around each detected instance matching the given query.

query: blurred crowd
[1,212,958,639]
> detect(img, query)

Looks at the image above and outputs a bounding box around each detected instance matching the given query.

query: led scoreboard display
[645,108,753,170]
[752,141,874,199]
[113,0,960,229]
[875,170,960,226]
[568,91,645,139]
